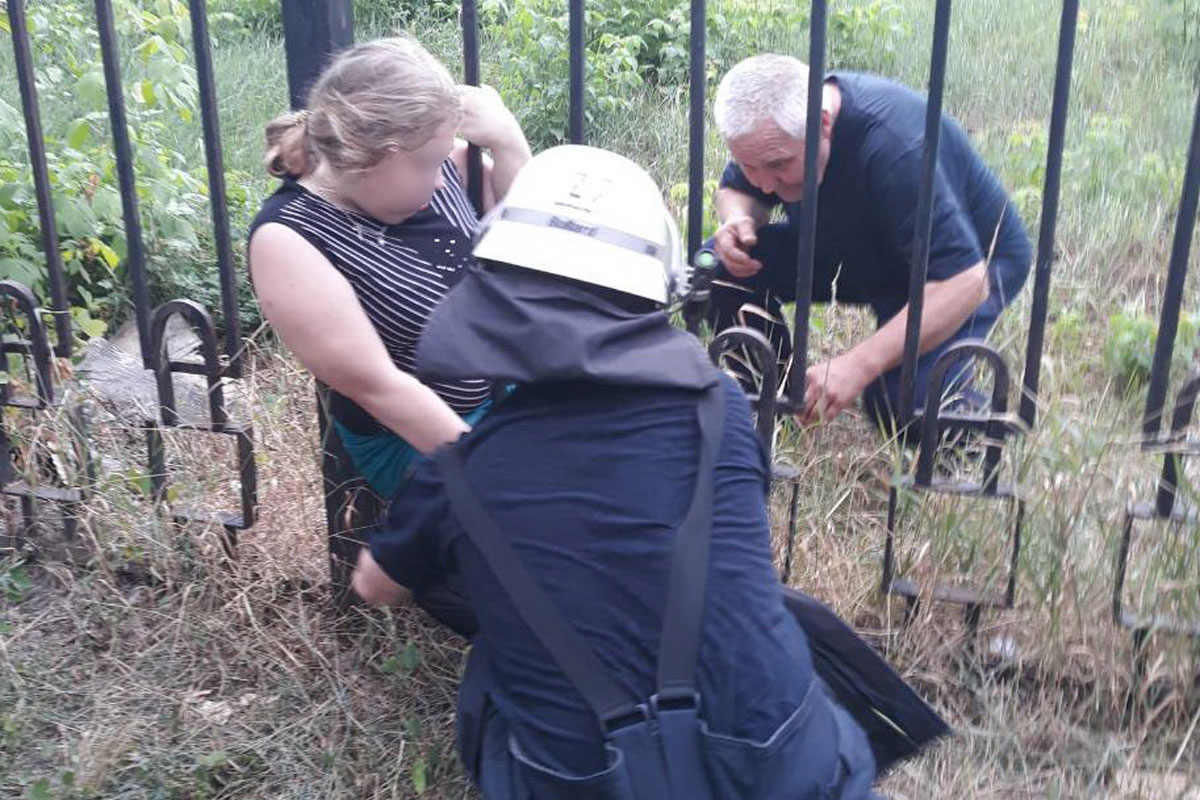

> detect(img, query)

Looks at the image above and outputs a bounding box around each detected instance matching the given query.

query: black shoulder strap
[436,382,726,724]
[437,444,638,724]
[655,383,724,698]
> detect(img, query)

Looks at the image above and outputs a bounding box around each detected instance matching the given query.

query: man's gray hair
[713,54,810,141]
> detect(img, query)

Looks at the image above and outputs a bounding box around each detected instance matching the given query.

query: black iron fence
[1,0,1198,652]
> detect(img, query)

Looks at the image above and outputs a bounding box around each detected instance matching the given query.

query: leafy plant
[480,0,905,149]
[1105,307,1200,390]
[993,113,1184,232]
[1,559,32,604]
[0,0,259,346]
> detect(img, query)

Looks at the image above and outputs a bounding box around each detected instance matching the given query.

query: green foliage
[1,558,32,604]
[826,0,908,73]
[206,0,282,36]
[0,0,259,342]
[480,0,649,148]
[1104,307,1200,390]
[18,771,86,800]
[208,0,457,38]
[668,176,719,245]
[481,0,906,149]
[994,114,1184,231]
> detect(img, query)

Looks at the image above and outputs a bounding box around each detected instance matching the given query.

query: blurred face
[338,120,457,224]
[727,116,830,203]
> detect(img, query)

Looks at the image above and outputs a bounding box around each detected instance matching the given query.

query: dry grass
[2,346,478,799]
[2,341,1197,799]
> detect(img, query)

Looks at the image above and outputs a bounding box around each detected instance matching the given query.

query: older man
[707,54,1031,433]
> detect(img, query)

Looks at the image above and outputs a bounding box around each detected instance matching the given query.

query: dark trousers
[705,223,1031,434]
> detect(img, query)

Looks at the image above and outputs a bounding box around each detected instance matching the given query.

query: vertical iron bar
[1006,499,1023,607]
[898,0,953,423]
[882,487,898,592]
[282,0,354,110]
[781,481,800,584]
[1156,454,1180,520]
[237,429,257,526]
[94,0,153,366]
[686,0,707,262]
[19,495,35,544]
[0,426,12,489]
[146,422,167,506]
[188,0,242,378]
[280,0,357,605]
[1019,0,1078,428]
[8,0,71,358]
[1113,511,1134,622]
[568,0,585,144]
[1143,88,1200,442]
[787,0,827,406]
[461,0,484,215]
[1156,371,1200,516]
[317,385,380,611]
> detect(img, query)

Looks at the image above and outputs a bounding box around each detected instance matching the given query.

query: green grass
[2,0,1200,797]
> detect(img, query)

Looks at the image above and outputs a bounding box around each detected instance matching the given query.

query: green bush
[827,0,907,73]
[206,0,281,36]
[0,0,259,344]
[992,113,1184,233]
[1105,307,1200,391]
[480,0,905,150]
[479,0,649,148]
[208,0,457,39]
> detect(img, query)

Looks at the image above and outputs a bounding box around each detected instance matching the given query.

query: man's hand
[801,352,877,424]
[351,548,411,607]
[712,214,763,278]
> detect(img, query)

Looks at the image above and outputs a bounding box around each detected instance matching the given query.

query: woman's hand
[455,85,532,205]
[457,84,525,152]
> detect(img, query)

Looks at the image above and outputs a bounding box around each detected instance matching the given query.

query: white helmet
[472,145,685,305]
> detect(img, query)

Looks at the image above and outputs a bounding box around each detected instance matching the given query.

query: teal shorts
[332,400,493,498]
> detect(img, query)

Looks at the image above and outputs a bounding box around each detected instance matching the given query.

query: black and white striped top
[250,159,492,425]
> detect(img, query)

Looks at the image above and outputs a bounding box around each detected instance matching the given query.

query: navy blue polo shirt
[721,72,1030,316]
[369,375,814,776]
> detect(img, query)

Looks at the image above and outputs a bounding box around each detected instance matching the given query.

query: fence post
[280,0,363,610]
[282,0,354,111]
[1018,0,1079,428]
[569,0,586,144]
[1142,88,1200,442]
[787,0,828,409]
[897,0,953,424]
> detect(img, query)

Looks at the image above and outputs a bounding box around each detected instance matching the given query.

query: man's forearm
[715,187,771,227]
[352,549,412,606]
[849,263,989,378]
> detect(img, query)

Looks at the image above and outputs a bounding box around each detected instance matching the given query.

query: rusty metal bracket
[0,280,92,547]
[882,341,1024,634]
[143,300,256,557]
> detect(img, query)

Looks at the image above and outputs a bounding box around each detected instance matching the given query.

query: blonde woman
[248,37,531,502]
